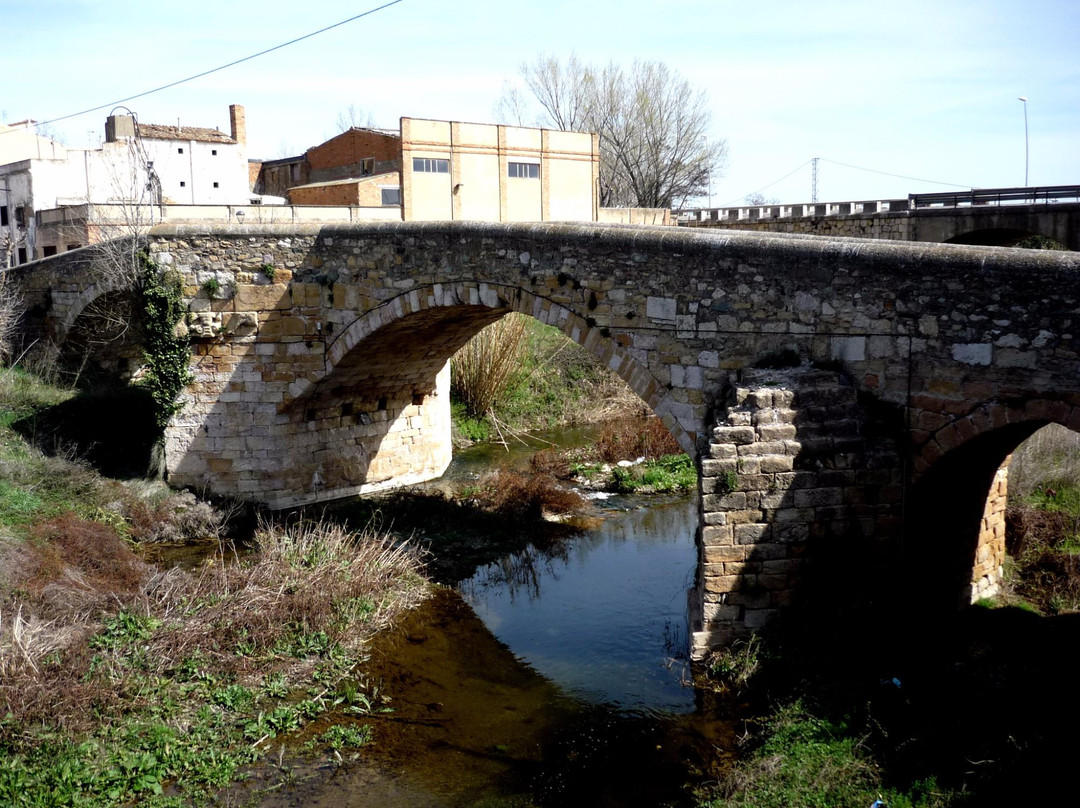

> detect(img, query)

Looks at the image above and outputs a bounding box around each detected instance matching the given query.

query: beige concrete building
[270,117,600,224]
[399,118,599,223]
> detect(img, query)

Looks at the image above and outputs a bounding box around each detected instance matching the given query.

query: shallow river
[252,433,738,807]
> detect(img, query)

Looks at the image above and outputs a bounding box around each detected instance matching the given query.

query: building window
[508,162,540,179]
[381,188,401,206]
[211,149,218,156]
[0,206,7,226]
[67,244,81,251]
[15,207,26,228]
[412,157,449,174]
[213,182,220,188]
[361,158,374,176]
[180,181,186,187]
[178,147,184,154]
[290,164,301,182]
[42,246,57,257]
[17,248,27,264]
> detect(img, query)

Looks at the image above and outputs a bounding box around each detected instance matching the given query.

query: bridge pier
[691,366,904,657]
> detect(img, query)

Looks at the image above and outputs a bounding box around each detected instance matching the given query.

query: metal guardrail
[909,184,1080,208]
[676,184,1080,225]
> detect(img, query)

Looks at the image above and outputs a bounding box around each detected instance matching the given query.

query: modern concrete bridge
[9,221,1080,656]
[679,184,1080,250]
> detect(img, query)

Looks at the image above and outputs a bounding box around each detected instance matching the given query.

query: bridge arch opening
[910,399,1080,615]
[280,281,696,503]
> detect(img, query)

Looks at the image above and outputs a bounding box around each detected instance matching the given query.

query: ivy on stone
[137,252,192,430]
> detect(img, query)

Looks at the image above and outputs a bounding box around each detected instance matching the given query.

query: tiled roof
[138,123,236,144]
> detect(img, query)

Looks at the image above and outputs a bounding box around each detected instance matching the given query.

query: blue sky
[2,0,1077,206]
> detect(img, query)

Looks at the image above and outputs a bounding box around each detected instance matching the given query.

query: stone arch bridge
[11,221,1080,657]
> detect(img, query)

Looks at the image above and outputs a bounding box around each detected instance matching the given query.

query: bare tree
[335,104,378,133]
[496,54,728,209]
[744,193,779,206]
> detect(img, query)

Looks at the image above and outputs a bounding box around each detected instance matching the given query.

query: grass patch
[999,424,1080,614]
[0,366,429,805]
[0,519,427,807]
[451,318,646,441]
[700,703,948,808]
[609,454,696,494]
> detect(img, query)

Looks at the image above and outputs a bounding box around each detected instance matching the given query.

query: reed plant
[450,312,529,418]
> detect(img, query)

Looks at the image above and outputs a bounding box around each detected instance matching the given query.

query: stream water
[251,428,738,807]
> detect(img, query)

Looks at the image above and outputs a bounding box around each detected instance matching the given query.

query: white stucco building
[0,105,249,266]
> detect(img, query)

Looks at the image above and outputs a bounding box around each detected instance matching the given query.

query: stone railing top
[144,219,1080,277]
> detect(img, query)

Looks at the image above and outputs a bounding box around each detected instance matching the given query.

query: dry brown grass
[595,416,682,463]
[1007,423,1080,503]
[0,518,427,732]
[468,469,585,522]
[1005,505,1080,613]
[530,447,572,478]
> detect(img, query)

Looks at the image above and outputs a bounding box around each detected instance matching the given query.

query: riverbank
[0,368,429,807]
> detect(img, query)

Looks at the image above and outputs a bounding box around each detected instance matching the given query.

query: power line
[716,156,975,208]
[720,160,812,206]
[2,0,407,135]
[818,158,973,190]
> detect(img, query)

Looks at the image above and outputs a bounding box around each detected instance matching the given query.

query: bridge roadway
[678,184,1080,250]
[10,220,1080,655]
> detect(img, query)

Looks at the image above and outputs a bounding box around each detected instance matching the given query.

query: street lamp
[1018,96,1029,187]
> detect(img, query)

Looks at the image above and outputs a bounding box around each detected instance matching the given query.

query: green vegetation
[609,453,696,494]
[260,263,277,281]
[138,255,193,430]
[997,423,1080,614]
[1015,234,1068,251]
[451,316,643,442]
[700,703,947,808]
[199,276,221,298]
[0,368,428,806]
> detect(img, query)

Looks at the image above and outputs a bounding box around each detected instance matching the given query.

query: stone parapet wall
[701,212,910,242]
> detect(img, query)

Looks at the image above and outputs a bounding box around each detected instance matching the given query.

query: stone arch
[909,397,1080,610]
[282,280,695,455]
[54,275,139,347]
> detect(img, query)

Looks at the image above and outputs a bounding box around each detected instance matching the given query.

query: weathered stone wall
[971,459,1009,603]
[693,367,903,653]
[699,212,910,242]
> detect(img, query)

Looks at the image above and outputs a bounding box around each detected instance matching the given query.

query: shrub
[468,469,583,522]
[595,416,681,463]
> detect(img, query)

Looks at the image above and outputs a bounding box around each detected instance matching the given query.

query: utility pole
[811,157,819,203]
[1018,97,1029,187]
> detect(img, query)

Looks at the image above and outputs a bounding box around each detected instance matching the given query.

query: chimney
[229,104,246,145]
[105,113,136,142]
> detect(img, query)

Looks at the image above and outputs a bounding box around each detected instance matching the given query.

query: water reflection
[459,497,698,713]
